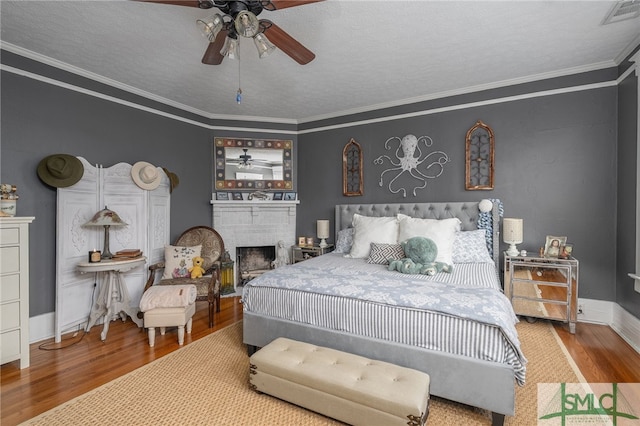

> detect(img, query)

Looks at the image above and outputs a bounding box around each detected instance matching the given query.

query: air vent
[602,0,640,24]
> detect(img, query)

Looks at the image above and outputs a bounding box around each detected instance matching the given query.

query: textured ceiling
[2,1,640,123]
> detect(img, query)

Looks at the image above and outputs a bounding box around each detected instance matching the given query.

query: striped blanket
[242,253,527,385]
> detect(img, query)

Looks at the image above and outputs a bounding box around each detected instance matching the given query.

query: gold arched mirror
[343,138,363,196]
[465,120,495,190]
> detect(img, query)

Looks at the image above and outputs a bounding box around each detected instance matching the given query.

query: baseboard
[29,312,55,343]
[578,298,640,353]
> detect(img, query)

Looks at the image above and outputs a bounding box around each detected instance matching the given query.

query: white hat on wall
[131,161,162,190]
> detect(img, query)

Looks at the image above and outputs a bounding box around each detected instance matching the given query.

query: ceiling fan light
[254,33,276,58]
[196,13,223,41]
[220,36,239,60]
[234,10,259,38]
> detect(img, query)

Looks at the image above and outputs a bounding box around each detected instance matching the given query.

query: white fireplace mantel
[211,199,298,287]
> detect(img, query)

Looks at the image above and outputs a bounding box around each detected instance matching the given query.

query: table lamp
[503,218,523,257]
[317,220,330,248]
[84,206,128,259]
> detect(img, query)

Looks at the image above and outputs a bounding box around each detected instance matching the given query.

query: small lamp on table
[503,218,523,257]
[317,220,330,248]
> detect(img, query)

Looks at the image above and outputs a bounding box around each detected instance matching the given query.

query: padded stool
[143,302,196,347]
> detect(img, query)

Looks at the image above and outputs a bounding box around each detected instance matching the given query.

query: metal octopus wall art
[373,134,450,197]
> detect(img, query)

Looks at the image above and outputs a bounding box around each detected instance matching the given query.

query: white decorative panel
[55,157,170,342]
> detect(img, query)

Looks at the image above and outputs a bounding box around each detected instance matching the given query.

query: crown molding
[1,42,297,126]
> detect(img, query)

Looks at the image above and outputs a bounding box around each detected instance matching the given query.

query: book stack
[112,249,143,259]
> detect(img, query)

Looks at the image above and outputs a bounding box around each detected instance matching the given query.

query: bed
[242,201,525,425]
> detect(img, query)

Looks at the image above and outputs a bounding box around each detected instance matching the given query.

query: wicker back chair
[143,226,224,327]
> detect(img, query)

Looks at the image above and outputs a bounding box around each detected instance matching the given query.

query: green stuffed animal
[388,236,453,275]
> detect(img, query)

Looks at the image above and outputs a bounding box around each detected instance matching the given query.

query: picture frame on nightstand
[544,235,567,258]
[559,243,574,259]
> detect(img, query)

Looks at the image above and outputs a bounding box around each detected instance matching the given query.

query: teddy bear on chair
[388,236,453,276]
[189,256,206,279]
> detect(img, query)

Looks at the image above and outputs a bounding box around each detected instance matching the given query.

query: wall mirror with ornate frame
[465,120,495,190]
[343,138,363,196]
[214,137,293,190]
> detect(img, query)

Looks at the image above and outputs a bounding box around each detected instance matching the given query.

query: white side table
[78,257,146,341]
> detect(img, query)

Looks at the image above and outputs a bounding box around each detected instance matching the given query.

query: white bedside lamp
[503,218,523,257]
[317,220,330,248]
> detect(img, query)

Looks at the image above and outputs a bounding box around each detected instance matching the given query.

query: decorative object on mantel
[83,206,128,259]
[343,138,363,196]
[373,134,450,197]
[131,161,162,190]
[317,220,330,248]
[214,137,293,191]
[465,120,495,190]
[248,191,269,200]
[1,183,18,216]
[503,218,523,257]
[37,153,84,188]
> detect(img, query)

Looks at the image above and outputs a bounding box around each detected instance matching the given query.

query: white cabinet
[1,216,35,368]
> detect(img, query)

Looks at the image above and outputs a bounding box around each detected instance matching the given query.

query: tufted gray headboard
[334,201,501,266]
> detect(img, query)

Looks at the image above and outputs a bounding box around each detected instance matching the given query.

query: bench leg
[492,412,505,426]
[247,344,258,356]
[177,325,185,345]
[186,317,193,334]
[148,327,155,347]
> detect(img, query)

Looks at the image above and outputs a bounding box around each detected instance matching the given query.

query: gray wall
[297,87,618,303]
[616,55,640,318]
[1,46,638,321]
[1,69,296,316]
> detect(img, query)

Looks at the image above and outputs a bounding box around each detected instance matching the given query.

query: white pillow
[397,214,460,265]
[162,244,202,280]
[346,214,399,259]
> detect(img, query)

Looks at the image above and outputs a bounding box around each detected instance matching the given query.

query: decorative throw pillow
[452,229,494,263]
[366,243,405,264]
[396,214,461,265]
[347,214,399,259]
[162,244,203,280]
[334,228,354,254]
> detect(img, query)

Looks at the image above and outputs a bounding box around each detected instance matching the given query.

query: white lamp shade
[254,33,276,58]
[317,220,330,239]
[503,218,523,244]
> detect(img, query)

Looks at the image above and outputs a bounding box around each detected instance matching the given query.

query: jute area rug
[22,320,584,426]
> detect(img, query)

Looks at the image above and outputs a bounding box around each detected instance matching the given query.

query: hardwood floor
[2,295,639,426]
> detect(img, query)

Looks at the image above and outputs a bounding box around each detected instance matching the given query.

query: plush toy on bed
[388,236,453,275]
[189,256,206,279]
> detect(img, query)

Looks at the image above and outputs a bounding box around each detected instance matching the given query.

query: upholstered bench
[140,284,197,347]
[249,337,430,426]
[143,303,195,347]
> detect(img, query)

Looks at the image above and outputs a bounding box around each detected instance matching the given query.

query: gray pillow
[366,243,405,264]
[452,230,493,263]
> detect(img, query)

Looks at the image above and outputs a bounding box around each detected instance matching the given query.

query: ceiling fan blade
[262,22,315,65]
[201,29,228,65]
[268,0,324,10]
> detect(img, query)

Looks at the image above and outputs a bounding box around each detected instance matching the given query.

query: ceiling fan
[139,0,323,65]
